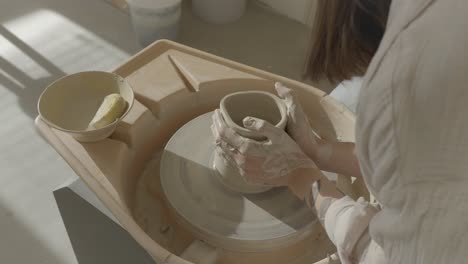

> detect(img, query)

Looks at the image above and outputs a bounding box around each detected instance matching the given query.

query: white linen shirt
[324,0,468,263]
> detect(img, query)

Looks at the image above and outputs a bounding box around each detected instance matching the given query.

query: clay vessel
[214,91,287,193]
[220,91,287,140]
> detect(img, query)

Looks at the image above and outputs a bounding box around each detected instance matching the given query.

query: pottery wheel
[160,112,316,252]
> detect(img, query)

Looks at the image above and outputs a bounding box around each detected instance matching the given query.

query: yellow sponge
[89,93,127,129]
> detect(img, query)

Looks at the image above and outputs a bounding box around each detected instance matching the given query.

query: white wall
[105,0,317,26]
[256,0,315,26]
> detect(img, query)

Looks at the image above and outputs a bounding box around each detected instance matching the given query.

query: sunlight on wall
[0,9,132,264]
[0,9,130,85]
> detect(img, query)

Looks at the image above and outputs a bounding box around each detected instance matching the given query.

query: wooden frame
[36,40,366,263]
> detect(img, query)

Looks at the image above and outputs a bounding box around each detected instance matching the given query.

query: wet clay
[220,91,287,141]
[160,112,316,252]
[215,91,287,194]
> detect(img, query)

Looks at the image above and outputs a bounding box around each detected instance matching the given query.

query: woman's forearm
[288,168,344,203]
[312,174,344,217]
[288,168,344,227]
[309,140,362,179]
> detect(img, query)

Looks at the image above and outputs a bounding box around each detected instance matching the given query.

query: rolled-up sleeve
[323,196,378,264]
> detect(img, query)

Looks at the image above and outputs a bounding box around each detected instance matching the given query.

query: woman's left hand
[211,109,318,187]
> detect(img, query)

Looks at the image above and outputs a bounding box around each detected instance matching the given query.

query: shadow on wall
[0,8,132,120]
[54,188,155,264]
[0,0,138,55]
[0,25,65,119]
[0,202,67,264]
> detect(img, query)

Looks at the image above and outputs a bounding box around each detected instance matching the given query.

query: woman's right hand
[274,82,320,160]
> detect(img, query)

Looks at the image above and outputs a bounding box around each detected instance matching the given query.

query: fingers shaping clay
[215,91,287,193]
[89,93,128,129]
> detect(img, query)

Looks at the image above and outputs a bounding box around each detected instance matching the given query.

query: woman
[212,0,468,263]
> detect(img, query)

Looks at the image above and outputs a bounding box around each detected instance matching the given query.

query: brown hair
[307,0,391,83]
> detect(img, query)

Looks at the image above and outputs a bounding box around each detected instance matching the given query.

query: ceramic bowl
[220,91,287,141]
[37,71,134,142]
